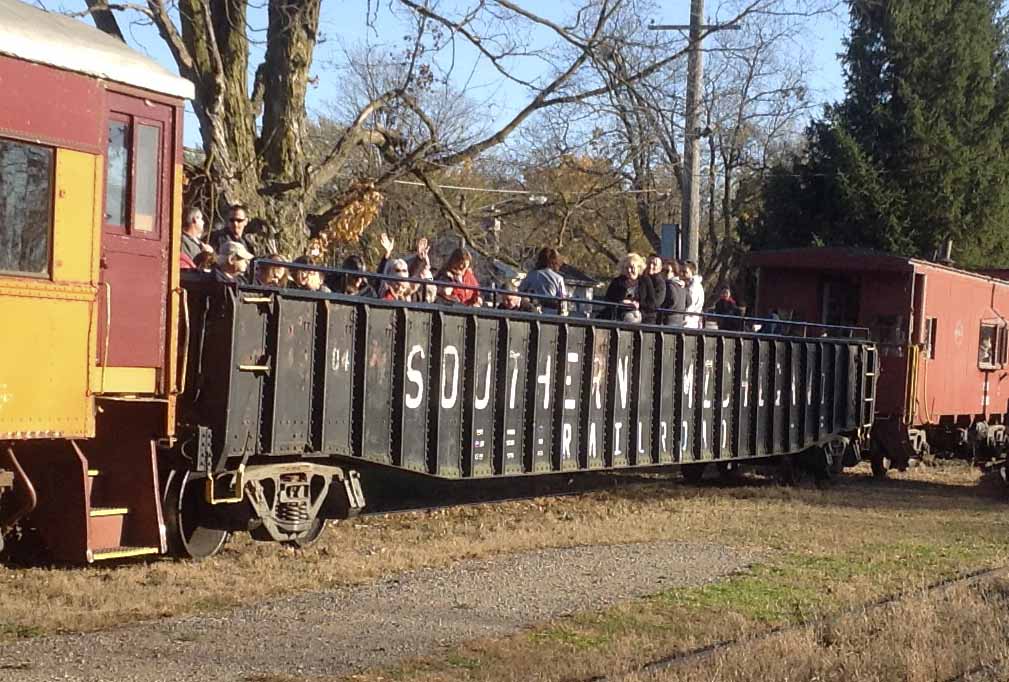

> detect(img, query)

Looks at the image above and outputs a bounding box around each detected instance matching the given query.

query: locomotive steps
[0,462,1006,681]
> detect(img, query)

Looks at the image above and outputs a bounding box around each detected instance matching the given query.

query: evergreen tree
[745,0,1009,266]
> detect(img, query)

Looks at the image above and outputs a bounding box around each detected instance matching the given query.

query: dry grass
[324,462,1009,682]
[1,459,1007,682]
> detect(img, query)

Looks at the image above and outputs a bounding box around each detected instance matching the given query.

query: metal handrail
[246,259,870,340]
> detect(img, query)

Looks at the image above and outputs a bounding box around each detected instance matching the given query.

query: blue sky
[61,0,850,147]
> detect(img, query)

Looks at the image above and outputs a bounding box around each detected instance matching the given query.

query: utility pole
[650,3,739,264]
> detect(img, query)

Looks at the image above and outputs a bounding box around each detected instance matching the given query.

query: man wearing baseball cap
[215,240,254,283]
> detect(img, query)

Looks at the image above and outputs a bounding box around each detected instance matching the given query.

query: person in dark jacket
[662,260,688,326]
[599,253,644,322]
[210,204,257,257]
[713,286,742,330]
[640,255,667,325]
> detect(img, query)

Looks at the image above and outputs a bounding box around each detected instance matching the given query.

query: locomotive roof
[0,0,194,100]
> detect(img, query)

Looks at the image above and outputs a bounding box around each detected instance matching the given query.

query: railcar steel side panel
[179,284,875,478]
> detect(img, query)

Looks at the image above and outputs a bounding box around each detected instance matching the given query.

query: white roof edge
[0,0,194,100]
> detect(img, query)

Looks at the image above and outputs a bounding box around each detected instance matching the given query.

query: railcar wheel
[870,452,890,479]
[681,463,706,484]
[283,519,327,549]
[163,470,229,560]
[774,456,799,488]
[716,461,742,483]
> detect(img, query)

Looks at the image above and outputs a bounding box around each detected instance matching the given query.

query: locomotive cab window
[978,322,1007,369]
[0,137,54,277]
[104,115,163,237]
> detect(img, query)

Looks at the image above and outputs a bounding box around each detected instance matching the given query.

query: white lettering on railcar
[721,419,728,449]
[680,421,689,453]
[588,423,598,459]
[536,354,553,410]
[591,352,606,409]
[562,422,573,459]
[742,364,750,408]
[474,428,486,462]
[505,427,517,460]
[638,421,645,456]
[775,362,782,407]
[564,352,579,410]
[660,421,668,454]
[475,351,493,410]
[616,355,630,409]
[703,360,713,409]
[331,348,351,372]
[613,422,623,457]
[404,345,425,409]
[791,377,797,406]
[442,345,460,409]
[683,361,695,409]
[807,365,814,406]
[508,351,522,409]
[702,419,708,451]
[758,378,765,408]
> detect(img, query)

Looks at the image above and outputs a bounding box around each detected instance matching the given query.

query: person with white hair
[379,258,412,301]
[214,240,254,283]
[599,253,645,323]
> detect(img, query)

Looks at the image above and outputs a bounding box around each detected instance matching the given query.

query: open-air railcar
[0,0,879,563]
[165,276,879,558]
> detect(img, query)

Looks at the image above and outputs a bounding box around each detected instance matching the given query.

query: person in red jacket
[436,247,482,306]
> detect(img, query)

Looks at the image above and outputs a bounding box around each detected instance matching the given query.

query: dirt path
[0,541,751,682]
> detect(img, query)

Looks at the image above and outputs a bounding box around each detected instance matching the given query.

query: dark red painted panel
[0,54,103,154]
[97,234,167,367]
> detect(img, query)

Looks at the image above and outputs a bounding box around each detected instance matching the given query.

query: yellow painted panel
[0,293,94,438]
[52,149,101,284]
[90,366,157,395]
[162,163,185,437]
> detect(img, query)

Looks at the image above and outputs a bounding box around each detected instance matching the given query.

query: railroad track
[579,564,1009,682]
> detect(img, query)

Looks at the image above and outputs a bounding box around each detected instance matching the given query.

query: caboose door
[96,92,174,395]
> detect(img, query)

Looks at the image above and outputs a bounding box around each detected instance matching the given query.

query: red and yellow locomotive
[0,0,189,560]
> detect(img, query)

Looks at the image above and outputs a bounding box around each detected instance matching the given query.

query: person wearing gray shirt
[519,247,568,315]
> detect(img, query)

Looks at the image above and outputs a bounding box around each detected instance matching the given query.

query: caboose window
[104,115,161,237]
[979,323,1000,369]
[0,138,53,277]
[924,317,938,360]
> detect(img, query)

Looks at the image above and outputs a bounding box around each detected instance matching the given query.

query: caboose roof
[746,246,1009,286]
[0,0,194,100]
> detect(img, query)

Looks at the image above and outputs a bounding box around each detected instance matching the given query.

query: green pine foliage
[745,0,1009,266]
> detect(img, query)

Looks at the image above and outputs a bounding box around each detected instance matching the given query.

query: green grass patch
[530,625,613,651]
[0,622,44,639]
[444,654,482,670]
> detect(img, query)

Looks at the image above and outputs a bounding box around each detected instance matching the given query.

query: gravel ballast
[0,540,751,682]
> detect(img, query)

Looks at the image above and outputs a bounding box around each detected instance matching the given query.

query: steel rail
[577,563,1009,682]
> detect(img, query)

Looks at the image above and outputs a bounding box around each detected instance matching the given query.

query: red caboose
[748,247,1009,475]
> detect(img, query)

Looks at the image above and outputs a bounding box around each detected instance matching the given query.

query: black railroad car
[166,279,880,558]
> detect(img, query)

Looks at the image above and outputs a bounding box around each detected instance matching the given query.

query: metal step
[91,546,159,562]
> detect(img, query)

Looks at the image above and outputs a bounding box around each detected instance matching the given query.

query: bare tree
[81,0,828,256]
